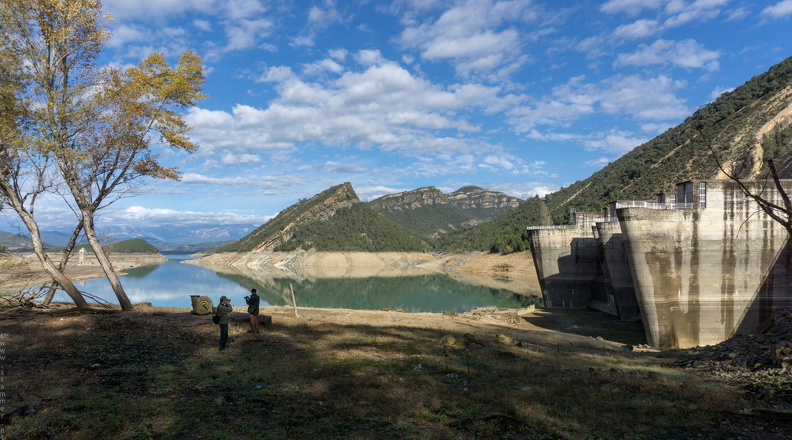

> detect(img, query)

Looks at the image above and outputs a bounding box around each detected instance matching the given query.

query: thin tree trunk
[43,222,83,305]
[15,209,89,309]
[81,212,134,311]
[0,178,89,308]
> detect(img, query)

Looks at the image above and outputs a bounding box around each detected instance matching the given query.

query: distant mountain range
[0,223,258,253]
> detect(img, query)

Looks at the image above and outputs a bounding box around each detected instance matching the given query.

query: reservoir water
[57,255,541,312]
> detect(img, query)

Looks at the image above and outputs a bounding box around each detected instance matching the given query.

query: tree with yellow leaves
[0,0,206,310]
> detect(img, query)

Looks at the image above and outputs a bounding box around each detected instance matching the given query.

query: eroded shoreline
[187,250,541,296]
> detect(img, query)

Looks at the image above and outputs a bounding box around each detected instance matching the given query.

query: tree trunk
[13,207,89,309]
[43,222,84,305]
[81,212,134,311]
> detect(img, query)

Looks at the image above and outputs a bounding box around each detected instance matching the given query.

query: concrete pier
[594,220,641,322]
[619,180,792,349]
[527,227,599,309]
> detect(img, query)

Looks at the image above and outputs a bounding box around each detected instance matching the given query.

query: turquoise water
[52,255,542,312]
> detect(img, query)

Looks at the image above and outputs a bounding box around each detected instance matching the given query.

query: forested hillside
[274,203,429,252]
[436,55,792,251]
[367,186,520,236]
[216,183,428,253]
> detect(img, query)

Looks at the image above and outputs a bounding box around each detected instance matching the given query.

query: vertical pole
[289,283,299,318]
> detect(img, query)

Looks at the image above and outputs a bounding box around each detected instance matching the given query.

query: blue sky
[4,0,792,232]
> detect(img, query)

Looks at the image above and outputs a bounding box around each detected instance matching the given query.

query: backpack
[212,314,219,324]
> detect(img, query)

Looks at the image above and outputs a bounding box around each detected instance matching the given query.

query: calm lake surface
[55,255,541,312]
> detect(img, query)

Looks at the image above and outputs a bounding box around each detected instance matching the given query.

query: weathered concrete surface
[594,221,641,322]
[527,228,599,309]
[619,180,792,349]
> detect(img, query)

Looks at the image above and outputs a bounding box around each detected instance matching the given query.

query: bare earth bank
[187,250,542,296]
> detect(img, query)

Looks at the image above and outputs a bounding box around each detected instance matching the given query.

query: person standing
[216,296,233,350]
[245,288,261,332]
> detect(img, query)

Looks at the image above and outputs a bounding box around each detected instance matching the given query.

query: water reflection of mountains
[214,272,542,313]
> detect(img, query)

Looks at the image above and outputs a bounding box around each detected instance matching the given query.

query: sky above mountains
[3,0,792,233]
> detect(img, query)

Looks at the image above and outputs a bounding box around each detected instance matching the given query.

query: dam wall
[594,220,641,322]
[527,221,601,310]
[619,180,792,349]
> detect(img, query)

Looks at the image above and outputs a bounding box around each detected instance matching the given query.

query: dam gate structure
[528,179,792,349]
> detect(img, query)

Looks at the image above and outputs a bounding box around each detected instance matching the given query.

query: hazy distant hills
[0,223,258,253]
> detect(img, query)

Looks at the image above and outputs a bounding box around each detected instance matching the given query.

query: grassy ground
[1,305,790,440]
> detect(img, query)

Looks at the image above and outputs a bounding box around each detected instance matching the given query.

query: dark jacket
[216,303,233,325]
[245,294,260,315]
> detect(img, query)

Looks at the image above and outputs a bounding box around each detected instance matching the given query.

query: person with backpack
[245,288,261,332]
[216,296,233,350]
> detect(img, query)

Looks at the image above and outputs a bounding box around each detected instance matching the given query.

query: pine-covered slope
[436,55,792,251]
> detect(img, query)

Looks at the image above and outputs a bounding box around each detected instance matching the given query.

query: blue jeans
[219,323,228,350]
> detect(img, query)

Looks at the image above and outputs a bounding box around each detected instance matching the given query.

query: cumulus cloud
[108,206,269,226]
[584,132,649,154]
[188,57,507,161]
[762,0,792,19]
[586,157,612,167]
[612,19,660,39]
[398,0,535,77]
[615,39,720,71]
[507,74,689,132]
[600,0,665,16]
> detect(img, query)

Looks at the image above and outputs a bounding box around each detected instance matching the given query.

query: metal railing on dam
[526,201,694,230]
[614,201,692,210]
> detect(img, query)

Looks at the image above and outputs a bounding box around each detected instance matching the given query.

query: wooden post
[289,283,299,318]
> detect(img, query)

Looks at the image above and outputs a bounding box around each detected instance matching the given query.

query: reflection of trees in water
[120,265,161,279]
[214,271,542,313]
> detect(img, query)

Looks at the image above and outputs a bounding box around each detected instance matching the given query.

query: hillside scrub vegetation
[71,238,161,254]
[274,203,430,252]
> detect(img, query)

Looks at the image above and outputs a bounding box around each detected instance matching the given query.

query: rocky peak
[368,186,448,211]
[447,186,521,210]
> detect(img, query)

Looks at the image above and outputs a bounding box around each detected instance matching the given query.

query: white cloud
[220,153,262,166]
[490,182,559,199]
[600,0,665,15]
[398,0,535,77]
[103,0,216,20]
[762,0,792,19]
[585,157,612,167]
[584,132,649,154]
[709,85,735,101]
[615,39,720,71]
[109,206,269,225]
[662,0,728,28]
[507,74,689,131]
[612,19,660,39]
[187,59,512,168]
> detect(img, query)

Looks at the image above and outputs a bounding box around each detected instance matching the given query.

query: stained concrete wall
[594,221,641,322]
[619,180,792,349]
[527,228,599,309]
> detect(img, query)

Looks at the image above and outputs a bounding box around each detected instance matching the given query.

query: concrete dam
[528,179,792,349]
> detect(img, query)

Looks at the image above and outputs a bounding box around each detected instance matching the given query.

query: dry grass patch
[1,305,790,439]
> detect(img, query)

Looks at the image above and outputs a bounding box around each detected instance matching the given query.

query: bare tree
[1,0,206,311]
[700,123,792,236]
